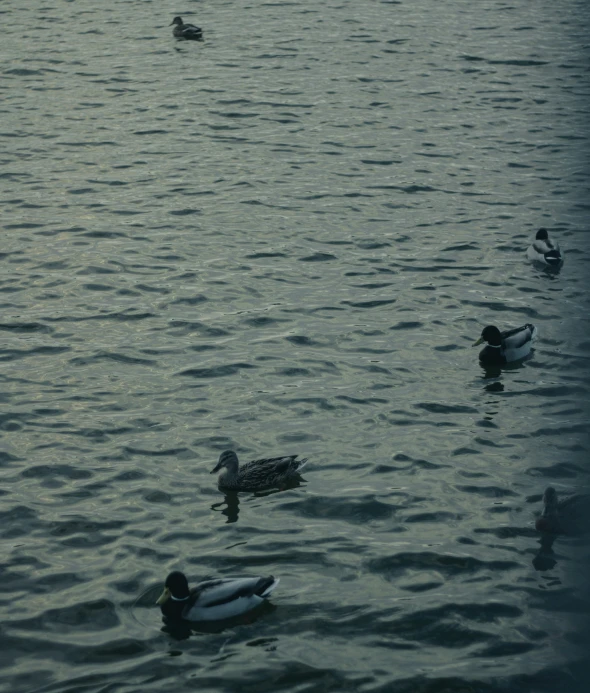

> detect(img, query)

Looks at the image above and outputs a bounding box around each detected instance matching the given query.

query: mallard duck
[171,16,203,40]
[535,487,590,535]
[210,450,308,491]
[526,228,562,266]
[473,323,537,365]
[157,571,279,622]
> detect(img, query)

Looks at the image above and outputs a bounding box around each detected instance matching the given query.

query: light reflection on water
[1,0,590,691]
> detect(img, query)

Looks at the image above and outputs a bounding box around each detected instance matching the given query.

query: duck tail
[529,324,538,341]
[544,250,562,265]
[296,457,309,472]
[259,576,280,597]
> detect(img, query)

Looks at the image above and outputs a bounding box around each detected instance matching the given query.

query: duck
[210,450,309,491]
[157,570,279,622]
[171,16,203,40]
[535,486,589,535]
[526,228,562,266]
[473,323,537,365]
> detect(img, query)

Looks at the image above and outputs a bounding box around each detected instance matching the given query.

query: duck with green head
[473,324,537,365]
[157,570,279,622]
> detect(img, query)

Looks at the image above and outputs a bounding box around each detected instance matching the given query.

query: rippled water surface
[2,1,590,691]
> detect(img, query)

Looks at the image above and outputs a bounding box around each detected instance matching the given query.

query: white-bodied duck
[171,16,203,40]
[473,323,537,365]
[211,450,308,491]
[157,571,279,622]
[526,228,562,266]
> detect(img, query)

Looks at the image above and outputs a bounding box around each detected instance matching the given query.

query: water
[2,0,590,691]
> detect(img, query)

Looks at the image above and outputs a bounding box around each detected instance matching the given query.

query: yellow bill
[156,587,171,606]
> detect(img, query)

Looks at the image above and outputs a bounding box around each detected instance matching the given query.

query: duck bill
[156,587,171,606]
[210,461,222,474]
[473,337,484,347]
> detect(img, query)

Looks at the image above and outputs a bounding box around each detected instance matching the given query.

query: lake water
[2,1,590,691]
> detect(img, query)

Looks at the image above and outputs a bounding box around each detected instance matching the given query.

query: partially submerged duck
[171,16,203,40]
[157,570,279,622]
[210,450,308,491]
[473,324,537,365]
[526,228,562,266]
[535,487,589,535]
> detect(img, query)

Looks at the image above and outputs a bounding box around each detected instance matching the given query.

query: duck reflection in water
[211,491,240,524]
[211,476,306,524]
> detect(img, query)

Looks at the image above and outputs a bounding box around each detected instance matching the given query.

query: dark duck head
[473,325,502,348]
[157,571,191,620]
[536,228,549,241]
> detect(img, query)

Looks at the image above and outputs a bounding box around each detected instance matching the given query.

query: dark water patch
[246,251,288,259]
[336,395,389,405]
[342,298,396,309]
[434,344,462,352]
[369,552,521,580]
[168,208,200,216]
[415,402,478,414]
[44,311,155,323]
[8,598,120,634]
[285,335,323,346]
[68,187,97,195]
[122,446,188,458]
[69,351,156,366]
[0,321,53,334]
[298,252,337,262]
[356,241,392,249]
[169,294,208,306]
[0,346,71,363]
[21,464,92,481]
[404,511,463,524]
[82,283,115,291]
[0,505,40,538]
[456,485,518,498]
[390,321,423,330]
[177,363,256,378]
[276,367,311,377]
[476,640,537,658]
[49,517,127,538]
[244,315,289,327]
[526,461,583,478]
[167,320,230,336]
[281,495,396,524]
[111,469,148,482]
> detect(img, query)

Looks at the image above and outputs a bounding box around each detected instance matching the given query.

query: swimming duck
[171,16,203,40]
[157,570,279,622]
[526,228,562,266]
[210,450,308,491]
[535,487,589,535]
[473,323,537,365]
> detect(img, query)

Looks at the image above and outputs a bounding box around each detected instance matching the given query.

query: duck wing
[531,238,562,264]
[184,25,203,38]
[242,455,305,474]
[207,576,275,603]
[183,576,278,621]
[555,494,590,535]
[501,324,536,349]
